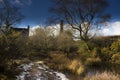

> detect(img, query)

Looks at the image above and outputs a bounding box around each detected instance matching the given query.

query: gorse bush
[0,30,26,64]
[77,41,90,54]
[1,26,119,79]
[101,47,111,62]
[111,40,120,52]
[77,41,101,66]
[0,29,28,79]
[110,39,120,64]
[77,41,91,62]
[100,39,120,64]
[111,53,120,64]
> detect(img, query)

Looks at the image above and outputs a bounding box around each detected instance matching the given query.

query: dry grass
[47,52,70,70]
[84,71,120,80]
[67,59,85,75]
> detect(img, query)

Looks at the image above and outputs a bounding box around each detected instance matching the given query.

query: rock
[16,62,69,80]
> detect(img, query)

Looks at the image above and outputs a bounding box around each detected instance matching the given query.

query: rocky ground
[16,61,69,80]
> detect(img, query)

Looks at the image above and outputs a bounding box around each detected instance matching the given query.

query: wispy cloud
[12,0,32,6]
[27,0,32,5]
[0,0,32,6]
[14,0,22,5]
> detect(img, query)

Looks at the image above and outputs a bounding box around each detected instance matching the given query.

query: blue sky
[13,0,120,27]
[1,0,120,35]
[14,0,120,36]
[108,0,120,20]
[19,0,52,27]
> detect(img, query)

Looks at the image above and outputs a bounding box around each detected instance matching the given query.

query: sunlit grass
[84,71,120,80]
[67,59,85,75]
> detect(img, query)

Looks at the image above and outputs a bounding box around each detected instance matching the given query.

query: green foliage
[111,53,120,64]
[110,40,120,52]
[28,28,75,59]
[0,30,22,63]
[0,29,28,79]
[77,41,90,55]
[77,41,91,63]
[100,39,120,64]
[110,40,120,64]
[1,26,119,78]
[0,74,7,80]
[82,47,101,66]
[101,47,112,62]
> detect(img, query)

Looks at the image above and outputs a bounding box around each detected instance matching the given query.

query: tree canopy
[0,0,24,30]
[50,0,110,41]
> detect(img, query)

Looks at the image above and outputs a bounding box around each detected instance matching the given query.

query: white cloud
[29,25,40,36]
[103,28,110,35]
[29,21,120,37]
[46,25,60,36]
[99,21,120,36]
[29,24,63,36]
[110,21,120,35]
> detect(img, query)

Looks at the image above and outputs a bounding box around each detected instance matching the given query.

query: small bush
[109,40,120,64]
[77,41,90,54]
[0,74,7,80]
[47,52,70,70]
[86,57,101,66]
[0,30,27,64]
[29,28,56,51]
[101,47,112,62]
[56,31,74,53]
[111,53,120,64]
[110,40,120,52]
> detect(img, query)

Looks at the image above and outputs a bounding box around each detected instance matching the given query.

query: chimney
[60,20,63,33]
[27,25,30,30]
[27,25,30,36]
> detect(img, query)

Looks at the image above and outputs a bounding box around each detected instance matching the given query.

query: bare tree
[50,0,110,42]
[0,0,24,31]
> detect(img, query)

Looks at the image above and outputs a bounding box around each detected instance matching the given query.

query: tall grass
[67,59,85,75]
[84,71,120,80]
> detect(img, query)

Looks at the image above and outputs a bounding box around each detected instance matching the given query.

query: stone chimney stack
[27,25,30,36]
[60,20,63,33]
[28,25,30,30]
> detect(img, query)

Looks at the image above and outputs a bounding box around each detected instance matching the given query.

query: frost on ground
[16,62,69,80]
